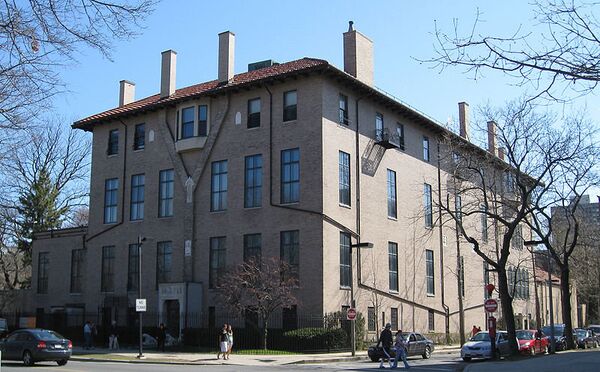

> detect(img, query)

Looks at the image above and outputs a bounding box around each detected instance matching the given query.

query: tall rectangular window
[107,129,119,155]
[339,232,351,287]
[248,98,261,128]
[375,112,384,140]
[368,307,375,331]
[281,230,299,279]
[70,249,84,293]
[512,225,523,249]
[391,308,398,331]
[428,310,435,332]
[481,204,488,242]
[339,94,349,125]
[423,136,430,162]
[484,261,490,299]
[181,106,195,139]
[101,246,115,292]
[388,242,398,292]
[134,123,145,150]
[339,151,351,206]
[156,241,172,285]
[281,148,300,204]
[211,160,228,211]
[283,90,297,121]
[426,249,435,295]
[387,169,397,218]
[127,244,140,292]
[198,105,208,136]
[104,178,118,224]
[37,252,49,294]
[209,237,226,289]
[130,174,145,220]
[243,233,262,263]
[159,169,174,217]
[424,183,433,227]
[455,194,462,223]
[459,256,465,298]
[244,155,262,208]
[396,123,405,150]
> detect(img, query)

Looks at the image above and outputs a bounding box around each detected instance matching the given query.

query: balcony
[374,128,401,149]
[175,135,207,153]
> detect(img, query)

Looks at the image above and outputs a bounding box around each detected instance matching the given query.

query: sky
[56,0,599,151]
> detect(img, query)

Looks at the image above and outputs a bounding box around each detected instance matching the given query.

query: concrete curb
[70,355,370,366]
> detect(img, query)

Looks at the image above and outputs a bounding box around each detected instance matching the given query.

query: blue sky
[57,0,598,148]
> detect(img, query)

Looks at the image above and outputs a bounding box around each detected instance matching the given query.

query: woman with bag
[225,324,234,359]
[217,324,229,360]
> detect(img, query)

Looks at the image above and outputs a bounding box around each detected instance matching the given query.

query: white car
[460,331,513,361]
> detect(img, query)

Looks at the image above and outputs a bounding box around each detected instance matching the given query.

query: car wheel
[22,350,34,366]
[422,346,431,359]
[57,359,68,366]
[370,357,379,362]
[462,357,472,362]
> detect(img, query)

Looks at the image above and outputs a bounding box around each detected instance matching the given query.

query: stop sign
[484,299,498,313]
[347,308,357,320]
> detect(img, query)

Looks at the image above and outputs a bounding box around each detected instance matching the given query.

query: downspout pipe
[437,141,451,343]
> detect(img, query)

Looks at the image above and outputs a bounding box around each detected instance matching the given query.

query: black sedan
[573,328,598,349]
[0,328,72,366]
[368,332,434,362]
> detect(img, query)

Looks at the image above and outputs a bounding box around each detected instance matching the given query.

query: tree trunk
[262,315,269,350]
[560,265,576,349]
[497,268,519,355]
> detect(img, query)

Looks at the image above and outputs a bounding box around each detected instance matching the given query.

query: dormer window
[175,103,210,152]
[181,107,195,139]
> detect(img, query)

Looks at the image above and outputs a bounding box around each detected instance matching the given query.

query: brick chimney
[343,21,374,86]
[218,31,235,84]
[458,102,470,140]
[160,50,177,98]
[487,120,497,155]
[498,147,505,161]
[119,80,135,107]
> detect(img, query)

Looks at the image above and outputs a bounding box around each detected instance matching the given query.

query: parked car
[0,318,7,339]
[0,328,72,366]
[368,332,435,362]
[460,331,514,361]
[573,328,597,349]
[516,329,549,355]
[541,324,569,351]
[587,325,600,345]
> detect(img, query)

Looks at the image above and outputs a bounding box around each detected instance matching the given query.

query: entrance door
[165,300,180,338]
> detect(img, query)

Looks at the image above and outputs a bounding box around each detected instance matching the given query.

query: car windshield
[516,331,534,340]
[398,333,410,340]
[589,327,600,333]
[32,330,63,341]
[470,332,491,342]
[542,326,564,336]
[575,330,587,337]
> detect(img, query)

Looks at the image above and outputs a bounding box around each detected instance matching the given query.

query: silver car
[461,331,513,361]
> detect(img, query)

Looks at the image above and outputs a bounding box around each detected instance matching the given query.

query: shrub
[283,327,348,352]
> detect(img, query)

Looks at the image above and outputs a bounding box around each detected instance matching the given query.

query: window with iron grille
[159,169,174,217]
[428,310,435,331]
[209,237,226,289]
[281,148,300,203]
[37,252,49,294]
[157,241,172,285]
[283,90,297,121]
[368,307,375,331]
[339,94,349,125]
[339,151,351,206]
[127,244,139,292]
[104,178,118,224]
[134,123,145,150]
[391,308,398,330]
[130,174,145,220]
[389,242,398,291]
[107,129,119,155]
[424,183,433,227]
[244,155,262,208]
[281,230,299,280]
[248,98,261,128]
[101,246,115,292]
[243,233,262,263]
[211,160,228,211]
[426,249,435,295]
[70,249,85,293]
[340,232,351,287]
[387,169,397,218]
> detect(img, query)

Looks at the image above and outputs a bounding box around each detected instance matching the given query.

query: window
[339,94,349,125]
[387,169,397,218]
[281,148,300,203]
[459,256,465,298]
[37,252,49,294]
[481,204,488,242]
[426,249,435,295]
[244,155,262,208]
[181,107,195,139]
[375,112,384,140]
[368,307,375,331]
[127,244,140,292]
[211,160,228,211]
[248,98,261,128]
[104,178,118,224]
[107,129,119,155]
[70,249,84,293]
[340,232,351,287]
[157,241,172,285]
[484,261,490,299]
[134,123,145,150]
[423,136,430,162]
[159,169,174,217]
[388,242,398,292]
[512,225,523,250]
[455,194,462,223]
[396,123,405,150]
[339,151,351,206]
[209,237,226,289]
[198,105,208,136]
[391,308,398,331]
[243,233,262,263]
[424,183,433,227]
[101,246,115,292]
[130,174,145,220]
[428,310,435,332]
[281,230,299,279]
[283,90,297,121]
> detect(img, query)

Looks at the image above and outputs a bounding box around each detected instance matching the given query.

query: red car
[516,329,549,355]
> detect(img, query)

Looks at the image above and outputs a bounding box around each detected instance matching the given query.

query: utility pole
[548,252,556,354]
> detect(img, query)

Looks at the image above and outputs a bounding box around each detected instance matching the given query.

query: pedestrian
[109,321,119,350]
[225,324,234,358]
[90,321,97,349]
[392,330,410,369]
[476,325,481,334]
[157,323,167,352]
[83,321,92,350]
[217,324,228,360]
[471,325,479,337]
[377,323,393,368]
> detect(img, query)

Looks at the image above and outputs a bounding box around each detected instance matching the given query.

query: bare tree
[428,0,600,101]
[217,257,298,350]
[0,0,156,131]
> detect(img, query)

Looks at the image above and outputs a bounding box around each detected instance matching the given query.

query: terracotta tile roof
[73,58,329,130]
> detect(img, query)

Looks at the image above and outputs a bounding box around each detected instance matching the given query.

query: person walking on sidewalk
[392,330,410,369]
[83,321,92,350]
[225,324,234,359]
[157,323,167,352]
[217,324,229,360]
[377,323,393,368]
[108,321,119,350]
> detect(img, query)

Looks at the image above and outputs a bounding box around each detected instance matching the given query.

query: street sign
[488,316,497,339]
[484,298,498,313]
[136,299,147,312]
[347,308,357,321]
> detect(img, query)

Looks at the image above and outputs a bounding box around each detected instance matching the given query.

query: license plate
[54,344,63,349]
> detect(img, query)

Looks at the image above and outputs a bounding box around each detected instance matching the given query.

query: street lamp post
[137,235,146,359]
[349,241,373,357]
[547,252,556,354]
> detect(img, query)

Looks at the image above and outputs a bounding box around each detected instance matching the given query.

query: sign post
[485,284,497,359]
[347,308,357,321]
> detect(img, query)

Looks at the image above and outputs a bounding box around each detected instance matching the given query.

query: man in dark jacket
[377,323,394,366]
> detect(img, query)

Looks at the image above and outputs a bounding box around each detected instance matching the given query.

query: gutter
[437,141,451,341]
